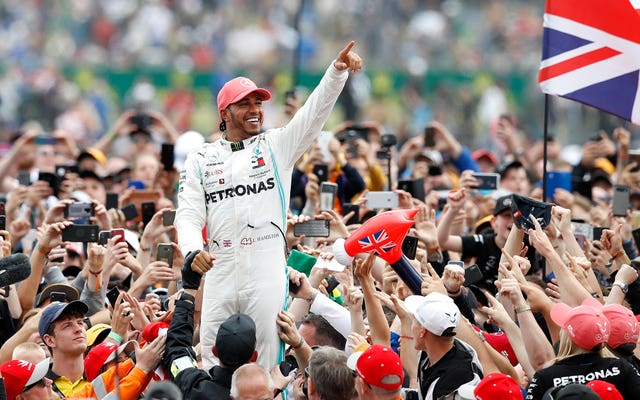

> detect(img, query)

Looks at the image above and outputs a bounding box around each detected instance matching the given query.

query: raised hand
[333,41,363,73]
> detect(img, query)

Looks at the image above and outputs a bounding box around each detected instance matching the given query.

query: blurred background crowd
[0,0,636,157]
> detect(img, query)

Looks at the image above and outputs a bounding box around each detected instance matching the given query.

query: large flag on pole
[539,0,640,124]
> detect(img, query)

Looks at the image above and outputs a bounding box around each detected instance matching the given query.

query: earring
[219,120,226,132]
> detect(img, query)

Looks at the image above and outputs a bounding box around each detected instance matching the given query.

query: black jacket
[526,352,640,400]
[163,298,234,400]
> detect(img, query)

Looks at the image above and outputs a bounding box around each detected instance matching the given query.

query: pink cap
[550,298,610,350]
[217,77,271,114]
[602,303,639,348]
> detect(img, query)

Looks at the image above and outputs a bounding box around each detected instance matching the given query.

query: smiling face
[221,93,264,142]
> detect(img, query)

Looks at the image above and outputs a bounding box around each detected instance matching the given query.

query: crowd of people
[0,15,639,400]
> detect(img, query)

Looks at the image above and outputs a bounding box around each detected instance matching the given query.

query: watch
[177,291,196,303]
[613,281,629,294]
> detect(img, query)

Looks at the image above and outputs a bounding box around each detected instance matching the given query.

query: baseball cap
[471,326,518,366]
[498,160,524,178]
[415,149,443,165]
[457,373,521,400]
[586,380,623,400]
[77,148,107,167]
[471,149,499,166]
[84,342,118,381]
[493,195,513,216]
[141,322,169,344]
[35,283,80,307]
[404,292,460,336]
[474,215,493,234]
[0,358,50,400]
[86,323,112,347]
[217,77,271,115]
[550,298,610,350]
[215,313,257,367]
[543,384,600,400]
[38,300,89,340]
[346,344,404,390]
[143,381,183,400]
[602,303,639,349]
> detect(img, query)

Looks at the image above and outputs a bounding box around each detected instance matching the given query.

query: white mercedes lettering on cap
[239,78,254,88]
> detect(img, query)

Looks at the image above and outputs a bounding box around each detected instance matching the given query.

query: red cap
[472,326,518,366]
[142,322,169,344]
[84,342,118,381]
[550,298,610,350]
[586,380,623,400]
[347,344,404,390]
[217,77,271,115]
[472,373,521,400]
[602,303,639,348]
[0,358,50,400]
[471,149,499,165]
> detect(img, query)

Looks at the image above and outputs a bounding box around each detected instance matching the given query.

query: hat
[77,148,107,167]
[404,293,460,336]
[458,373,521,400]
[543,384,600,400]
[602,303,639,348]
[0,358,50,400]
[38,300,88,340]
[84,342,118,381]
[493,195,513,216]
[471,149,499,166]
[415,149,443,165]
[215,313,256,366]
[591,169,612,187]
[498,160,524,178]
[586,380,623,400]
[594,157,616,175]
[78,169,104,182]
[86,323,112,347]
[510,194,553,230]
[481,330,518,366]
[550,298,610,350]
[347,344,403,391]
[141,322,169,344]
[175,130,206,171]
[35,283,80,308]
[474,215,493,234]
[143,381,183,400]
[217,77,271,115]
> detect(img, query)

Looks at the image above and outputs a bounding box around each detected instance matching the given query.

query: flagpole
[542,93,550,280]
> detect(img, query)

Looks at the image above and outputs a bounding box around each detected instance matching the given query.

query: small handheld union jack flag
[358,229,397,256]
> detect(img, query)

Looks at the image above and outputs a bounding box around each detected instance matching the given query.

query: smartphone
[156,243,174,267]
[402,235,418,260]
[593,226,608,241]
[633,228,640,254]
[161,143,175,171]
[572,221,593,241]
[365,191,399,209]
[574,233,587,251]
[613,184,630,217]
[141,202,156,227]
[111,229,125,245]
[50,292,67,303]
[106,193,119,210]
[106,286,120,309]
[397,177,425,201]
[61,224,99,242]
[17,171,31,186]
[163,210,176,226]
[447,260,464,268]
[424,126,437,147]
[545,171,572,201]
[121,204,139,221]
[342,203,360,225]
[312,163,329,183]
[98,230,110,246]
[279,354,299,376]
[464,264,483,286]
[319,182,338,212]
[64,202,95,223]
[293,220,330,237]
[289,278,302,294]
[34,136,57,145]
[471,173,500,191]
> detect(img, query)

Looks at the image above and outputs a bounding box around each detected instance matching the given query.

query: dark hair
[302,314,346,350]
[308,347,355,400]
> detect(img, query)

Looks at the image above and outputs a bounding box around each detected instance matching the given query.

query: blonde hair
[12,342,46,364]
[551,329,613,366]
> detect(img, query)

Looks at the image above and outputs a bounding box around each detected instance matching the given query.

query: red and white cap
[347,344,404,390]
[0,358,50,400]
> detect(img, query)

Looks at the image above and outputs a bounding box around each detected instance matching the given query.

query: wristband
[108,331,123,344]
[445,284,462,295]
[89,269,102,276]
[514,304,531,314]
[292,337,305,350]
[37,245,49,256]
[400,335,414,340]
[139,243,151,253]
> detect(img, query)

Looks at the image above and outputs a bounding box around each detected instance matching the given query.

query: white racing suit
[176,62,348,369]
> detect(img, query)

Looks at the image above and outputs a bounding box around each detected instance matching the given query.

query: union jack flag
[358,229,396,256]
[539,0,640,124]
[222,240,232,248]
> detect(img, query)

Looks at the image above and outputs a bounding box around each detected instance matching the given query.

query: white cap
[404,292,460,336]
[124,229,140,254]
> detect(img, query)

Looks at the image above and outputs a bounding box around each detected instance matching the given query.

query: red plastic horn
[333,209,423,294]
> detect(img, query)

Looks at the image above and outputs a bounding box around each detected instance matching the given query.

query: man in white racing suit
[176,41,363,370]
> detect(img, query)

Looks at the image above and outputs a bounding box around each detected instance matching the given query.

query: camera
[129,112,153,135]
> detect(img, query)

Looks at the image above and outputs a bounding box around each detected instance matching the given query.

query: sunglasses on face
[22,378,47,393]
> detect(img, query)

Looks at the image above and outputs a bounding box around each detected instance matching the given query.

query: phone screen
[106,286,120,309]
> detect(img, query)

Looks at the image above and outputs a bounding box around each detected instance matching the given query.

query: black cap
[542,384,600,400]
[215,313,256,367]
[497,160,524,178]
[493,195,513,216]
